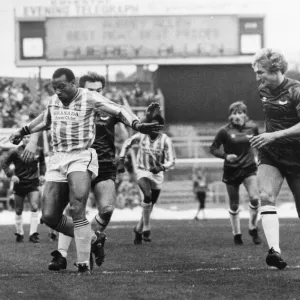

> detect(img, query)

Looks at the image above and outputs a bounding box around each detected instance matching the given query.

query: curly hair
[252,48,288,74]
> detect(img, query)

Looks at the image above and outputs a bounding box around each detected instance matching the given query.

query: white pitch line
[0,265,300,277]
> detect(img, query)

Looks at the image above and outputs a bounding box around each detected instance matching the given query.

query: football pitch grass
[1,219,300,300]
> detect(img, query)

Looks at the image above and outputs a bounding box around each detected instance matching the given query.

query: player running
[2,135,46,243]
[48,72,159,271]
[9,68,163,275]
[210,101,262,245]
[118,113,176,244]
[250,48,300,269]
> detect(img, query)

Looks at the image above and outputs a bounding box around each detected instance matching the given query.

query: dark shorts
[13,179,40,197]
[91,163,116,187]
[196,191,206,208]
[222,164,257,186]
[259,146,300,176]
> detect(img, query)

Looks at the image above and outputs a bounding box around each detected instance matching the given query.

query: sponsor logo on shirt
[52,109,84,122]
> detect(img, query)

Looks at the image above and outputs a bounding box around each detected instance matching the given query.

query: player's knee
[99,205,114,222]
[260,190,274,206]
[15,209,23,216]
[40,213,57,228]
[229,203,239,212]
[249,198,259,208]
[143,191,152,204]
[69,201,85,219]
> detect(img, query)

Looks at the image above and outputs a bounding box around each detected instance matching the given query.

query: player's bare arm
[9,110,51,145]
[117,133,141,173]
[92,92,163,134]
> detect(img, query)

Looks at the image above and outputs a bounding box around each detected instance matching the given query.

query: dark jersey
[2,145,46,182]
[91,112,120,167]
[210,121,258,169]
[259,77,300,147]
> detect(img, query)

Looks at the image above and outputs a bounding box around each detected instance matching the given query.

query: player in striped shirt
[118,114,176,244]
[9,68,163,275]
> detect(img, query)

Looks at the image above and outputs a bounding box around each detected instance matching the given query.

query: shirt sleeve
[119,133,142,158]
[91,92,139,128]
[209,128,227,159]
[289,86,300,117]
[162,136,176,171]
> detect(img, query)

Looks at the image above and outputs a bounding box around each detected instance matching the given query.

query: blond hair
[252,48,288,74]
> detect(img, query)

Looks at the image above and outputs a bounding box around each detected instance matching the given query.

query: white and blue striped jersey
[44,88,138,153]
[119,133,176,172]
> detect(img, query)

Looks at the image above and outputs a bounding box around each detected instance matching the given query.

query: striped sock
[249,202,260,230]
[260,205,280,253]
[54,215,74,238]
[73,219,92,265]
[229,209,241,235]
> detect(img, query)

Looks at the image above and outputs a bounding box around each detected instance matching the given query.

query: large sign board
[46,16,239,61]
[15,1,264,66]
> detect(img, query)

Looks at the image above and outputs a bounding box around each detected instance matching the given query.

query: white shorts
[136,168,164,190]
[45,148,98,182]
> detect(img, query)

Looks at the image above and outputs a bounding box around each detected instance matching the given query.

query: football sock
[249,202,260,230]
[91,214,107,233]
[29,211,39,235]
[74,219,92,266]
[229,208,241,235]
[135,216,143,233]
[54,215,74,238]
[142,202,152,232]
[260,205,280,253]
[58,233,72,258]
[15,213,24,235]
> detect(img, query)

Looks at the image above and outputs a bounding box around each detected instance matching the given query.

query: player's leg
[27,190,40,243]
[92,179,115,232]
[285,174,300,217]
[137,177,153,240]
[194,192,202,220]
[48,205,71,271]
[226,184,243,245]
[258,164,286,269]
[41,181,73,236]
[90,179,115,266]
[243,175,262,244]
[68,171,93,272]
[198,192,207,220]
[14,193,25,242]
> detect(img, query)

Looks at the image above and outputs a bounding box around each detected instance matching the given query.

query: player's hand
[11,175,20,184]
[134,122,164,134]
[225,154,238,163]
[145,102,161,122]
[250,132,278,149]
[150,165,165,174]
[22,135,38,163]
[39,176,46,186]
[9,129,24,145]
[117,158,126,173]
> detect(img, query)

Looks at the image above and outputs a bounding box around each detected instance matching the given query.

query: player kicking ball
[117,113,176,244]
